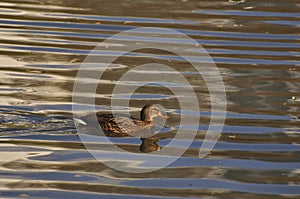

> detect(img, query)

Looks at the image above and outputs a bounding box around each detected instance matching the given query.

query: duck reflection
[139,137,161,153]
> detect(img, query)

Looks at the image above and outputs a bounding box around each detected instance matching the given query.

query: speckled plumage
[97,113,153,137]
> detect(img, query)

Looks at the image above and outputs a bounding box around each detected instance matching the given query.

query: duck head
[140,104,169,122]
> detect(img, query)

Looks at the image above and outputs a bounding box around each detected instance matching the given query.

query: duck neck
[141,113,153,122]
[143,116,153,122]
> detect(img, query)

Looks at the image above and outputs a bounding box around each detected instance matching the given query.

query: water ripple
[0,0,299,198]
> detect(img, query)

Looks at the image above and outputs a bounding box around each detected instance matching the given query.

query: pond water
[0,0,299,198]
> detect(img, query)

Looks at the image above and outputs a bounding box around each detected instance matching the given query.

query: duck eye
[153,108,159,113]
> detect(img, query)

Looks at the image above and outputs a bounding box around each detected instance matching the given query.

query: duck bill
[161,115,170,119]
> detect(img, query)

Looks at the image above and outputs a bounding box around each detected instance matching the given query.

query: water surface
[0,0,300,198]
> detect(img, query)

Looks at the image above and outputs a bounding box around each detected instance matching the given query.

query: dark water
[0,0,300,198]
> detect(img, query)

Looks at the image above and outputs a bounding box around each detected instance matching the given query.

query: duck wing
[97,114,153,137]
[97,114,127,136]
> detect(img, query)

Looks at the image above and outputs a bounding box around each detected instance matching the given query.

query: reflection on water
[0,0,300,198]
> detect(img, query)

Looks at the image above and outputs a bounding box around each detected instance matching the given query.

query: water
[0,0,300,198]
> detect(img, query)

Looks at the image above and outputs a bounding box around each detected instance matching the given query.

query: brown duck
[97,104,169,137]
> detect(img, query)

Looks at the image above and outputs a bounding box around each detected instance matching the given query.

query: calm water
[0,0,300,198]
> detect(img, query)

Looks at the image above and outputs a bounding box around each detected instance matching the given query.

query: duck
[97,104,169,137]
